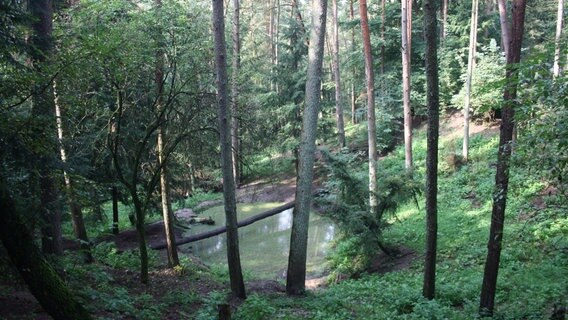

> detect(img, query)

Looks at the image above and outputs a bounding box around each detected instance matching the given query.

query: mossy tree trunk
[0,180,92,320]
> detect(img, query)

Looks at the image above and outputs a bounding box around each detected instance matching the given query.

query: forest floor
[0,113,505,319]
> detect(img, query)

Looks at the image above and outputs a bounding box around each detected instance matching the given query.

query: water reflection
[182,203,336,279]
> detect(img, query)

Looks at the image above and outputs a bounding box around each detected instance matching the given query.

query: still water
[182,203,336,279]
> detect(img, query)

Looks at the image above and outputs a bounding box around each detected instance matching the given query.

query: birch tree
[463,0,479,161]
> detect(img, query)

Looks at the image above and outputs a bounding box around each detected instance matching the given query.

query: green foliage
[92,242,158,269]
[195,291,230,320]
[234,294,278,320]
[451,40,506,120]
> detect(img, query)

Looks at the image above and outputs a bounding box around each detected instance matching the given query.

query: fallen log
[150,201,295,250]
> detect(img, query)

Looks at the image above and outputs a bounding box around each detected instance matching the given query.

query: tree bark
[463,0,479,161]
[212,0,246,299]
[112,186,119,235]
[54,81,93,263]
[360,0,378,216]
[286,0,327,296]
[497,0,511,58]
[0,179,92,320]
[423,0,439,300]
[232,0,241,185]
[553,0,564,78]
[441,0,448,41]
[402,0,413,170]
[479,0,527,316]
[155,0,180,268]
[332,0,346,148]
[350,0,357,124]
[29,0,63,256]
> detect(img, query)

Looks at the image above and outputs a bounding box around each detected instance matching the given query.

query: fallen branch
[150,201,295,250]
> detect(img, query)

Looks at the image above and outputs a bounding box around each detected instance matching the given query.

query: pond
[181,203,336,279]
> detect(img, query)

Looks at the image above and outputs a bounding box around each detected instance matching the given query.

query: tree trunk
[232,0,241,185]
[131,194,149,284]
[350,0,357,124]
[286,0,327,296]
[463,0,479,161]
[479,0,527,316]
[497,0,511,59]
[112,186,119,235]
[380,0,386,91]
[155,0,179,268]
[332,0,346,148]
[359,0,378,216]
[54,81,93,263]
[30,0,63,256]
[0,179,92,320]
[402,0,413,170]
[212,0,246,299]
[423,0,439,300]
[441,0,448,41]
[553,0,564,78]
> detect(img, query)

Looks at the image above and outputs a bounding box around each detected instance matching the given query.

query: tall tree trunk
[441,0,448,41]
[286,0,327,296]
[0,180,92,320]
[350,0,357,124]
[380,0,386,91]
[155,0,179,268]
[402,0,413,170]
[553,0,564,78]
[463,0,479,161]
[423,0,439,301]
[30,0,63,256]
[131,193,149,284]
[112,186,119,235]
[479,0,527,316]
[212,0,246,299]
[360,0,378,216]
[54,81,93,263]
[332,0,346,148]
[497,0,511,59]
[232,0,241,185]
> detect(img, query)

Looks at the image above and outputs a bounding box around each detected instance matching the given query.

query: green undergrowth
[230,124,567,319]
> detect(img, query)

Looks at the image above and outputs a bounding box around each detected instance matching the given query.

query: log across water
[150,201,295,250]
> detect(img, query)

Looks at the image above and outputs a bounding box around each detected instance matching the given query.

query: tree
[553,0,564,78]
[155,0,179,268]
[360,0,378,216]
[422,0,440,301]
[29,0,63,256]
[286,0,327,296]
[463,0,479,161]
[401,0,413,170]
[212,0,246,299]
[231,0,241,185]
[497,0,511,58]
[479,0,528,316]
[0,178,92,320]
[441,0,448,41]
[331,0,346,148]
[54,82,93,263]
